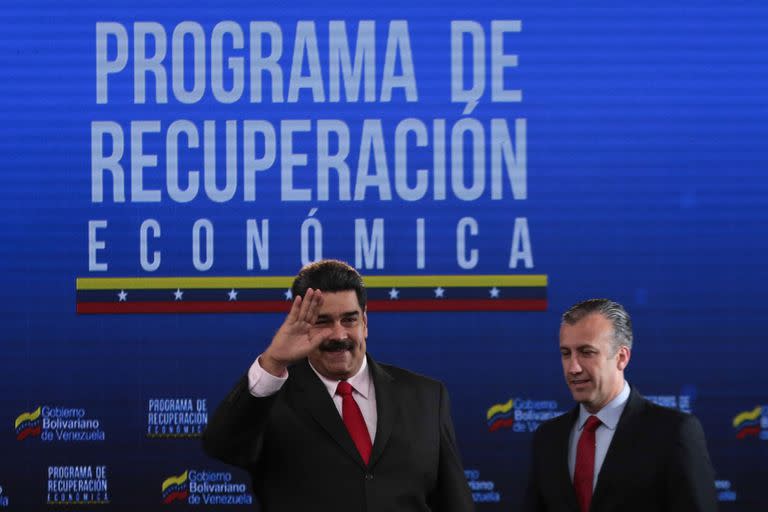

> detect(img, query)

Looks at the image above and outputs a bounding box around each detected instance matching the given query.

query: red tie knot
[336,381,353,397]
[584,415,601,433]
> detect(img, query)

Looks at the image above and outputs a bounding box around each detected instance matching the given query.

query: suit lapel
[367,356,399,468]
[290,360,367,468]
[557,407,581,511]
[591,387,646,507]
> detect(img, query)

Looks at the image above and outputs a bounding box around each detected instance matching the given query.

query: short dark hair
[562,298,633,353]
[291,259,367,310]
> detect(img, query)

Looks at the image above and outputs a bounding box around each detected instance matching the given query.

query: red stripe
[77,298,547,314]
[488,418,515,432]
[16,424,42,441]
[162,490,188,504]
[736,425,761,439]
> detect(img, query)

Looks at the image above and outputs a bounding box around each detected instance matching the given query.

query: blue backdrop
[2,1,767,510]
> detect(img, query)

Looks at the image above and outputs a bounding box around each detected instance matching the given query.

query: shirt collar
[308,356,372,399]
[577,380,630,431]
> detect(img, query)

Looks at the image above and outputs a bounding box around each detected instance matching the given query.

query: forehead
[317,290,363,316]
[559,313,614,348]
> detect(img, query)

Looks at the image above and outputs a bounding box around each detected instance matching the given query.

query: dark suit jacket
[203,355,475,512]
[523,387,718,512]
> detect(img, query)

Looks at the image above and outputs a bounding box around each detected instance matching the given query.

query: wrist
[260,351,288,377]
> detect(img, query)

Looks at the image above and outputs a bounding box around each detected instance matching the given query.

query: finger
[286,294,303,323]
[305,289,324,325]
[297,288,315,323]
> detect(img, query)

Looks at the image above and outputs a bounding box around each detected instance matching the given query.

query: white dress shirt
[568,381,630,489]
[248,354,378,442]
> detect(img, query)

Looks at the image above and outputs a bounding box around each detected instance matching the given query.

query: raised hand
[260,288,331,376]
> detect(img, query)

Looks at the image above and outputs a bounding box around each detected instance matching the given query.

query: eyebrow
[560,343,598,351]
[316,311,360,320]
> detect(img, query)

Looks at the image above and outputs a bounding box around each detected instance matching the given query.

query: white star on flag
[434,287,445,298]
[228,289,238,301]
[284,289,293,300]
[117,290,127,302]
[388,288,400,300]
[489,287,500,298]
[174,289,183,301]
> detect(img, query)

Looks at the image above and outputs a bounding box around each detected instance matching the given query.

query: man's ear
[616,346,631,371]
[363,310,368,337]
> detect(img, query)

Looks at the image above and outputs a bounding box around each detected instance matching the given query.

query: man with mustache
[523,299,717,512]
[204,259,474,512]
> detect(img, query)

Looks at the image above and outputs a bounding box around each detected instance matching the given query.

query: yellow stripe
[77,275,547,290]
[15,406,41,429]
[161,470,188,492]
[732,406,762,427]
[365,275,547,287]
[486,399,514,420]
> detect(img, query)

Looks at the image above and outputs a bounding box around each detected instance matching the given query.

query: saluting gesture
[261,288,332,376]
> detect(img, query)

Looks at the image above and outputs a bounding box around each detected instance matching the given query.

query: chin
[572,392,594,404]
[329,362,352,373]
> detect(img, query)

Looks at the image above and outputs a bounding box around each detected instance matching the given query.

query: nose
[331,320,348,340]
[567,355,582,374]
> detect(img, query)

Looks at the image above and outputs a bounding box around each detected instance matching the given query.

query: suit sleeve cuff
[248,355,288,397]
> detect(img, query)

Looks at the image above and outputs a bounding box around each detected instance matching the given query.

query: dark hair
[562,298,633,354]
[291,259,367,310]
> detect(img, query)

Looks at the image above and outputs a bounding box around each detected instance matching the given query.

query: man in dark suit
[203,259,474,512]
[523,298,717,512]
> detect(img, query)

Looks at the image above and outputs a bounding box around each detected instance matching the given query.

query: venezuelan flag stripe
[16,424,42,441]
[162,490,189,504]
[736,425,761,440]
[488,418,514,432]
[76,275,547,314]
[77,299,546,314]
[77,275,547,290]
[732,406,762,428]
[76,286,545,302]
[486,399,514,421]
[15,407,41,429]
[161,471,189,492]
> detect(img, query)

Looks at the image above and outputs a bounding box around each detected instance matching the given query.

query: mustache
[319,339,355,352]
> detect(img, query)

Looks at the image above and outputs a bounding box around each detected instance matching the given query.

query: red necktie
[574,415,602,512]
[335,381,372,464]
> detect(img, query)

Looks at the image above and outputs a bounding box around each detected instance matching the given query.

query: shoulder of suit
[634,394,701,429]
[640,396,690,420]
[376,361,444,389]
[532,406,574,436]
